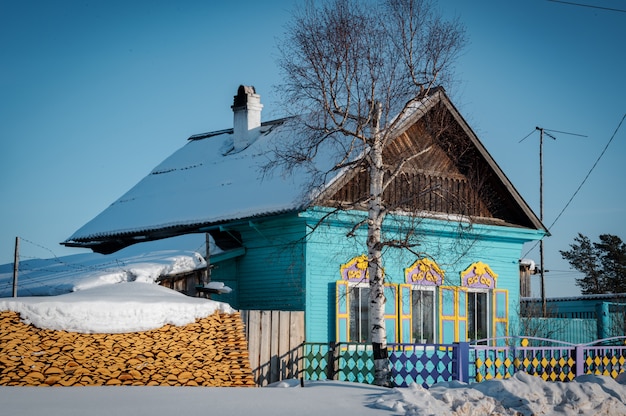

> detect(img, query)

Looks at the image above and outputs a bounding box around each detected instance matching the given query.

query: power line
[547,113,625,230]
[15,237,127,273]
[523,113,626,257]
[547,0,626,13]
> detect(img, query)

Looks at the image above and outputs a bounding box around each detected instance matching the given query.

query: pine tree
[560,233,626,294]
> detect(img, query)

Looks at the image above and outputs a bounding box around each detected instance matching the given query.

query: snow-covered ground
[1,235,626,415]
[1,366,626,415]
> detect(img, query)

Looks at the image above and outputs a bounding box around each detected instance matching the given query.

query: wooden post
[326,342,337,380]
[538,128,547,317]
[453,342,470,383]
[12,236,19,297]
[205,232,211,285]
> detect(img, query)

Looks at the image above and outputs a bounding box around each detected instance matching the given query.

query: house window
[411,288,435,343]
[400,259,444,344]
[336,281,398,343]
[467,290,489,343]
[336,256,398,343]
[348,284,370,343]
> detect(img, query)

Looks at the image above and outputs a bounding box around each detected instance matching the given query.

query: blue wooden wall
[210,214,307,311]
[210,207,544,344]
[302,207,544,342]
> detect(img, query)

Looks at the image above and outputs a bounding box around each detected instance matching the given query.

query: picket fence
[301,337,626,388]
[241,311,626,388]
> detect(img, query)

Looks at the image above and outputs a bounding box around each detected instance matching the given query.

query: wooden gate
[241,310,305,386]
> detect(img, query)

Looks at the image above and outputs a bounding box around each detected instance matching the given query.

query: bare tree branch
[272,0,466,386]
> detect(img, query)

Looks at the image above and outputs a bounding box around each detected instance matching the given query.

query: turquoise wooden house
[64,86,547,346]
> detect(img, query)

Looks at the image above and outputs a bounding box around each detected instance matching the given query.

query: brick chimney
[231,85,263,152]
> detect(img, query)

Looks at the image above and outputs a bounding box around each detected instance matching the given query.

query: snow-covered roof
[64,86,546,253]
[65,119,319,248]
[0,234,213,297]
[63,86,367,252]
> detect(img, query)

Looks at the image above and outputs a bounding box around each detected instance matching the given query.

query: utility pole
[12,236,19,297]
[537,127,549,317]
[205,232,211,285]
[521,127,586,316]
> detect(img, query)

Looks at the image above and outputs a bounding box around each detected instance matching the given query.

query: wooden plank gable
[321,91,543,231]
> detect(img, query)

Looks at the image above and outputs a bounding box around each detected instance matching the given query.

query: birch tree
[271,0,466,386]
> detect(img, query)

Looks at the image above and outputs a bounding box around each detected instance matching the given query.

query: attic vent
[231,85,263,152]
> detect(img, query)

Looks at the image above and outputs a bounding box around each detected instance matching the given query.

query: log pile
[0,310,256,387]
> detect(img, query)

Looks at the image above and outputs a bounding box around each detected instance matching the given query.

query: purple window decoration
[460,261,498,289]
[340,255,369,283]
[404,258,444,286]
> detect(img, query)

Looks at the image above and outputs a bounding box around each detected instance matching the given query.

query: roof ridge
[188,117,292,141]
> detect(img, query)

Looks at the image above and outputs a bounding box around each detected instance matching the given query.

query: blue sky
[1,0,624,297]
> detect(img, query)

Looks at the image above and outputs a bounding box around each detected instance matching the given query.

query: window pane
[423,291,434,343]
[476,292,488,340]
[468,292,489,343]
[468,292,476,340]
[411,291,422,342]
[411,290,435,343]
[349,286,370,342]
[360,287,370,342]
[349,288,360,342]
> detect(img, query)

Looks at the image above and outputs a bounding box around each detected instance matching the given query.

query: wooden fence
[241,310,305,386]
[302,338,626,388]
[520,317,597,344]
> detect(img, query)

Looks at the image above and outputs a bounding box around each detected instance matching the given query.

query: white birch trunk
[367,102,390,386]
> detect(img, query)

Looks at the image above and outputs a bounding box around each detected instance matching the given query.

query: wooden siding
[207,260,240,307]
[157,269,203,296]
[305,221,363,343]
[322,102,536,229]
[302,208,543,343]
[330,169,492,218]
[232,215,307,311]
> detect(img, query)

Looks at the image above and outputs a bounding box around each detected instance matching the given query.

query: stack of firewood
[0,310,255,387]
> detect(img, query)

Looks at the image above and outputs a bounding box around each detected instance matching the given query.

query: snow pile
[72,250,205,291]
[203,280,233,294]
[0,234,211,297]
[373,371,626,415]
[3,375,624,416]
[0,234,236,333]
[0,282,233,333]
